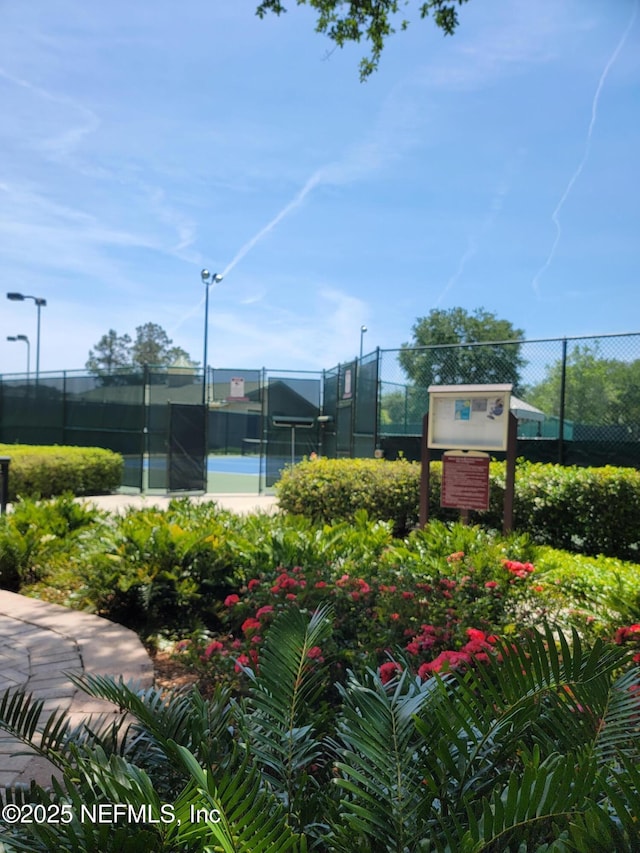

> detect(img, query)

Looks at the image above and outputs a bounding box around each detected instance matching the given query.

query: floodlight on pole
[200,270,224,406]
[360,325,368,359]
[6,292,46,383]
[7,334,31,378]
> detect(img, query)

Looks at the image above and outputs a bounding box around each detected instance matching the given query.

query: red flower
[242,617,261,634]
[402,591,415,600]
[379,661,403,684]
[418,650,469,677]
[247,579,261,591]
[307,646,324,662]
[285,593,297,600]
[390,612,400,621]
[234,653,250,672]
[203,640,224,659]
[224,594,240,607]
[484,581,498,589]
[315,581,327,589]
[255,605,274,619]
[466,628,487,643]
[503,560,535,579]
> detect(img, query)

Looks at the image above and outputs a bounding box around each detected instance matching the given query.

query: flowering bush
[173,543,543,693]
[614,623,640,664]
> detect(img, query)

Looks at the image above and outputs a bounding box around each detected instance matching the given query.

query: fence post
[0,456,9,514]
[558,338,567,465]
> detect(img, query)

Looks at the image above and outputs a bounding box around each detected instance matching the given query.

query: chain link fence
[1,332,639,495]
[378,332,640,467]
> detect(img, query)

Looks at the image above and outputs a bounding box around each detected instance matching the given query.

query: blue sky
[1,0,639,376]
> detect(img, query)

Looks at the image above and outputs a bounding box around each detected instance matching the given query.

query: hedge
[275,457,640,560]
[0,444,123,501]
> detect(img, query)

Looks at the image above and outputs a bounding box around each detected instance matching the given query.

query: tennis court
[122,453,288,494]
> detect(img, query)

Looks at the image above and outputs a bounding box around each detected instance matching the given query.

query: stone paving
[0,493,277,791]
[0,591,153,789]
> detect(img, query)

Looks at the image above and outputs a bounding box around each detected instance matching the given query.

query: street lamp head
[201,270,223,286]
[16,335,29,342]
[361,325,367,333]
[35,298,46,307]
[7,336,17,341]
[7,292,25,301]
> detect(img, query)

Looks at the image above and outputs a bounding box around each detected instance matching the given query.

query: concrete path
[0,492,277,790]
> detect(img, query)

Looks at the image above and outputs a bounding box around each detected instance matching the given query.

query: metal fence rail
[378,332,640,467]
[2,331,639,494]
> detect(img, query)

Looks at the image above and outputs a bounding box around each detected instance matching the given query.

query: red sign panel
[441,453,490,511]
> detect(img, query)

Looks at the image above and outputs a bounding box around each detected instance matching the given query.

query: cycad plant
[1,612,639,852]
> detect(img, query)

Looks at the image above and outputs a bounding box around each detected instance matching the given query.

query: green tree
[398,306,525,390]
[86,324,198,375]
[85,329,132,374]
[256,0,470,79]
[526,343,640,435]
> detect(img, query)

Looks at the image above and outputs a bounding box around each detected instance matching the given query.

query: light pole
[360,325,368,359]
[6,293,46,383]
[200,270,223,406]
[7,335,30,378]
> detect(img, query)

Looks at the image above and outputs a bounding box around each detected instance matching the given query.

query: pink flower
[402,591,415,600]
[315,581,327,589]
[307,646,324,661]
[484,581,498,589]
[224,594,240,607]
[390,613,400,621]
[203,640,224,659]
[255,605,274,619]
[447,551,465,563]
[234,653,250,672]
[248,579,261,591]
[379,661,403,684]
[286,593,297,600]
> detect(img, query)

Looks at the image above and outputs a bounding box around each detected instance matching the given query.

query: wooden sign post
[419,384,516,534]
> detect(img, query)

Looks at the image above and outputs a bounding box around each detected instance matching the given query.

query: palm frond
[67,673,234,769]
[169,742,307,853]
[331,667,438,851]
[240,604,333,821]
[452,747,598,851]
[0,688,72,769]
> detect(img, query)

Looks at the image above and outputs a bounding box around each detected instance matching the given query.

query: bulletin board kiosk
[419,384,517,533]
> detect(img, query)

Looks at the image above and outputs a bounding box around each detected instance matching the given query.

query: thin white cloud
[531,0,639,296]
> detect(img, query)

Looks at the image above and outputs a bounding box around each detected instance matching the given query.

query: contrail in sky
[169,169,326,336]
[531,1,638,296]
[221,170,325,277]
[433,148,525,306]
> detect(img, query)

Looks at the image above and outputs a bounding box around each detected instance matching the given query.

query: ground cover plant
[1,493,640,849]
[1,612,639,851]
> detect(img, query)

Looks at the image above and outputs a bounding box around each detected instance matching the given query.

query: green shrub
[0,494,109,592]
[276,457,640,559]
[0,443,123,500]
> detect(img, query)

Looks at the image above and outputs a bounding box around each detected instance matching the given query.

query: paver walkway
[0,591,153,789]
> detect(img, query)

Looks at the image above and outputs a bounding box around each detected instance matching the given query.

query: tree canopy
[526,343,640,436]
[86,323,197,375]
[256,0,470,79]
[398,307,526,390]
